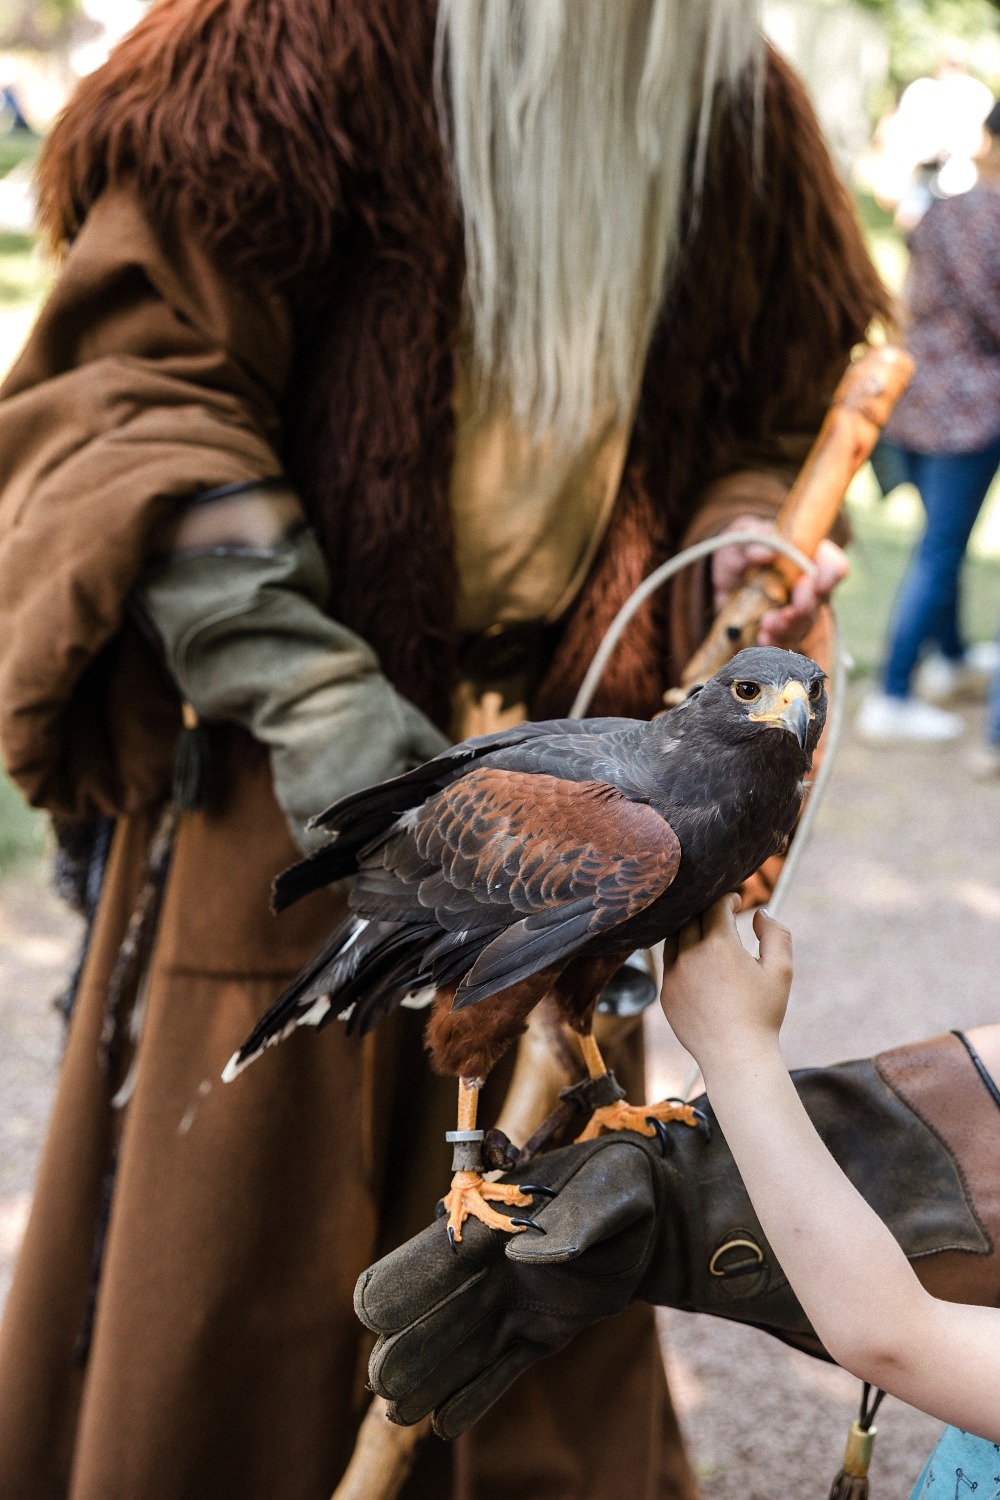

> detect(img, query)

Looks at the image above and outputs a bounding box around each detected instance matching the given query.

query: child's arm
[660,897,1000,1440]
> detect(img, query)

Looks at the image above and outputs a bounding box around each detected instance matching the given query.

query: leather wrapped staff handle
[669,344,914,701]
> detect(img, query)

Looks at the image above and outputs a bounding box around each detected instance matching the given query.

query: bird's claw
[665,1098,712,1141]
[645,1116,673,1157]
[440,1171,533,1244]
[509,1217,547,1234]
[447,1224,458,1254]
[576,1097,701,1142]
[517,1182,557,1200]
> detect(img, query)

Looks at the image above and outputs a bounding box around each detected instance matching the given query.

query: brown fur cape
[37,0,890,729]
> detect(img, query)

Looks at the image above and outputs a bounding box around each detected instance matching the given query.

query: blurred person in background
[858,42,994,228]
[0,2,883,1497]
[858,99,1000,745]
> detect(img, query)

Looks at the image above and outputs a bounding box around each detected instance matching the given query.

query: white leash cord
[566,529,849,920]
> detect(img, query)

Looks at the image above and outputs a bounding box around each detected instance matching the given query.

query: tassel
[827,1385,884,1499]
[173,702,212,813]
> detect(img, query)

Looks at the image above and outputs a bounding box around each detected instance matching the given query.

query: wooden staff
[330,1402,432,1500]
[665,344,913,703]
[329,344,913,1500]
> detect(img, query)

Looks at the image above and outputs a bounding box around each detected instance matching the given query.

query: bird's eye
[808,678,824,702]
[732,681,761,703]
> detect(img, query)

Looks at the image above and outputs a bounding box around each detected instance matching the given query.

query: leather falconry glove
[356,1030,1000,1439]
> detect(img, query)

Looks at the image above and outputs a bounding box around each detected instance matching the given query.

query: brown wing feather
[418,769,679,914]
[401,769,680,1006]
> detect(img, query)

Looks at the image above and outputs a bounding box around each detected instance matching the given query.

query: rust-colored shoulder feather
[36,0,434,286]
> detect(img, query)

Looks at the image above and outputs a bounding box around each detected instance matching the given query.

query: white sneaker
[916,643,1000,704]
[856,693,964,744]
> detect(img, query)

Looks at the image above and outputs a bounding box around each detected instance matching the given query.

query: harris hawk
[225,647,827,1242]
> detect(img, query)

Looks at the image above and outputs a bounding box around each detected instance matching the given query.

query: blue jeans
[882,438,1000,699]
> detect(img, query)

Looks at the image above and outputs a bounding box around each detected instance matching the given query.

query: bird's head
[694,647,827,755]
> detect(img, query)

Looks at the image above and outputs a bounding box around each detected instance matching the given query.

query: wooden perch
[666,344,914,703]
[330,1400,432,1500]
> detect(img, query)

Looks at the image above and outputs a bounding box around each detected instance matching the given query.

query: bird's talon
[646,1116,673,1156]
[518,1183,557,1199]
[665,1096,710,1137]
[447,1224,458,1253]
[576,1098,702,1142]
[435,1199,447,1220]
[509,1217,546,1234]
[441,1171,532,1242]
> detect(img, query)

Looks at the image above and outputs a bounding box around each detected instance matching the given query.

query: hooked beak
[749,680,811,749]
[780,691,810,750]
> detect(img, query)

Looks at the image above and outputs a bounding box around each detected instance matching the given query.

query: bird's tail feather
[222,915,441,1080]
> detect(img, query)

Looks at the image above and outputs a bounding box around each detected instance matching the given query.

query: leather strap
[953,1029,1000,1112]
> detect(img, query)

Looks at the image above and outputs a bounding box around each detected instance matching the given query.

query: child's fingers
[701,893,741,941]
[753,907,793,977]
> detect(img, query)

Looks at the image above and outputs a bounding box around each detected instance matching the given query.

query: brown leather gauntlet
[640,1030,1000,1355]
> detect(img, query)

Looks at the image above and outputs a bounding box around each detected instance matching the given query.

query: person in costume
[0,3,886,1496]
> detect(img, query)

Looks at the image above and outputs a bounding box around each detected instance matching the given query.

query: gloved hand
[356,1033,1000,1438]
[357,1131,681,1439]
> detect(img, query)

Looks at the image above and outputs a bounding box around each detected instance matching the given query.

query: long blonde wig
[436,0,762,449]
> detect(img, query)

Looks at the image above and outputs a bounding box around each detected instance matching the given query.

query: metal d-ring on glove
[357,1032,1000,1440]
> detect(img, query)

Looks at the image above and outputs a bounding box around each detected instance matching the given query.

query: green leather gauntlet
[356,1032,1000,1439]
[137,527,448,849]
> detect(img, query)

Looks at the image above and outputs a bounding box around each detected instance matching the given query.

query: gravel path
[1,683,997,1496]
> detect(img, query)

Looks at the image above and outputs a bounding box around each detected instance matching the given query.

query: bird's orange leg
[573,1031,701,1142]
[439,1077,533,1246]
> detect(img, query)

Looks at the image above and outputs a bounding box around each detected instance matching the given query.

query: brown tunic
[0,4,888,1496]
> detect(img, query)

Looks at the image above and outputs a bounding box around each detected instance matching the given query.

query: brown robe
[0,4,888,1497]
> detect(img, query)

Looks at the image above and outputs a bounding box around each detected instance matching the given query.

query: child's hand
[659,896,793,1075]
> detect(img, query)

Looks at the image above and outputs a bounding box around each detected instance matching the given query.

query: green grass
[0,772,47,874]
[839,472,1000,677]
[853,188,908,294]
[0,130,39,178]
[0,200,50,873]
[0,230,51,307]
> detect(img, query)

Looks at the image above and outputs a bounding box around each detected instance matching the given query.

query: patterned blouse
[909,1425,1000,1497]
[885,185,1000,455]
